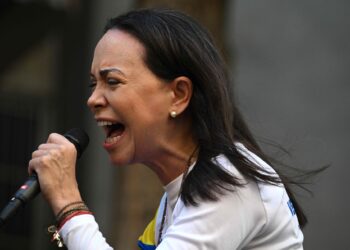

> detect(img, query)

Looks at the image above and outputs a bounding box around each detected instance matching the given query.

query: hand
[28,133,83,216]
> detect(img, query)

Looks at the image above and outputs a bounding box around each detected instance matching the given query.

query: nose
[87,87,107,112]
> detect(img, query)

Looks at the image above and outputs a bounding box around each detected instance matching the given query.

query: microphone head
[64,128,89,158]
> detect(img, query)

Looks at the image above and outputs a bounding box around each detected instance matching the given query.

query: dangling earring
[170,111,177,118]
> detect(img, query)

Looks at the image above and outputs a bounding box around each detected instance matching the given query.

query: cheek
[125,95,168,124]
[105,91,132,119]
[107,86,171,135]
[105,90,121,106]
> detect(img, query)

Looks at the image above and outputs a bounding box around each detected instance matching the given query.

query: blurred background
[0,0,348,249]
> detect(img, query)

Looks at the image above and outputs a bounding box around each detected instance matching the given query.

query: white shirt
[60,145,304,249]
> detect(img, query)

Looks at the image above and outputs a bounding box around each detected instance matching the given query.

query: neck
[144,139,198,185]
[144,112,198,185]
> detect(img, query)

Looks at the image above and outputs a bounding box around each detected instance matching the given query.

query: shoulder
[214,148,292,227]
[214,146,304,247]
[165,160,266,248]
[168,153,268,247]
[162,146,303,249]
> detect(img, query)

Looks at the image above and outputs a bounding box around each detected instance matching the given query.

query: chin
[109,154,133,167]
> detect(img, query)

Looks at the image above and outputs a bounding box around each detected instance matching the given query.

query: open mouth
[98,121,125,144]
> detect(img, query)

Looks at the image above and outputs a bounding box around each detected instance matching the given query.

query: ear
[169,76,193,116]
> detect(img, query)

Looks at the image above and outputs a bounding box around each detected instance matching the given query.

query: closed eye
[107,78,122,86]
[89,79,97,89]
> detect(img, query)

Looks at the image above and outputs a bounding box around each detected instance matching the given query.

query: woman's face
[88,29,174,166]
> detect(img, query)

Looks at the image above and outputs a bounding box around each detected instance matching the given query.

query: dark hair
[104,8,308,227]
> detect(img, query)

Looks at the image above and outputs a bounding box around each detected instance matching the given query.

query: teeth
[105,135,121,144]
[97,121,114,127]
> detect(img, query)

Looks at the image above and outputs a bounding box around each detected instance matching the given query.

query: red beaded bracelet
[58,210,93,230]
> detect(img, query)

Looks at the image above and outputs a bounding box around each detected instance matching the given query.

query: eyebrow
[90,68,125,78]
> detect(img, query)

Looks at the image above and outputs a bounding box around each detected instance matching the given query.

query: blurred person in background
[29,8,305,250]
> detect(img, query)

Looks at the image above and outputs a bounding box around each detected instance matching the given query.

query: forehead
[92,29,145,69]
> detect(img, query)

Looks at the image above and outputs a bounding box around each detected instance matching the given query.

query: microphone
[0,128,89,227]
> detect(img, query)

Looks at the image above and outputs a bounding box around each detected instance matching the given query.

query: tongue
[108,127,124,138]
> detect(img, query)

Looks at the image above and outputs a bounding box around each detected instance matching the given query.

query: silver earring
[170,111,177,118]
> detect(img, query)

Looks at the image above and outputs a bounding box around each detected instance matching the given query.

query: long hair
[104,8,308,227]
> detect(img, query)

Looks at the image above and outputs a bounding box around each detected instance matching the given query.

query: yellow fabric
[138,210,158,246]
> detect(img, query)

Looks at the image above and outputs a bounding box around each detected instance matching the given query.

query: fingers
[28,148,57,175]
[32,143,57,156]
[47,133,74,148]
[47,133,77,156]
[28,157,42,175]
[28,133,77,175]
[31,143,62,162]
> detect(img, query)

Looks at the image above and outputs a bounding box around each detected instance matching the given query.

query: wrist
[48,201,92,248]
[52,194,83,216]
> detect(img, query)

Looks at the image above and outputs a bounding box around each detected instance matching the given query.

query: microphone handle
[0,174,39,227]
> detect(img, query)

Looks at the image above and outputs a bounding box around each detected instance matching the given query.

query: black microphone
[0,128,89,227]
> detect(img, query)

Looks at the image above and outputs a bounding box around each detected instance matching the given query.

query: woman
[29,9,305,249]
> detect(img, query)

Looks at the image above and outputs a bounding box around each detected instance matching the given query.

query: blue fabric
[138,240,156,250]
